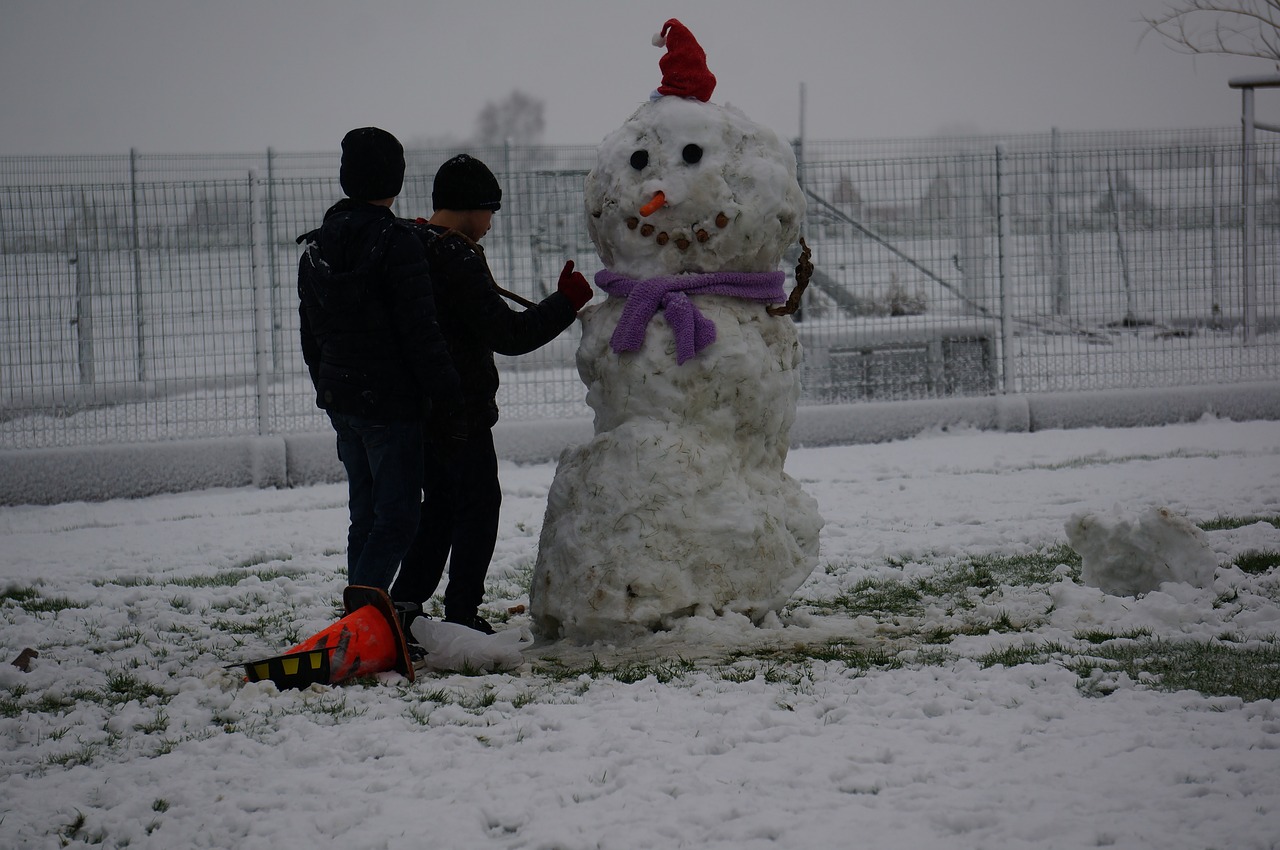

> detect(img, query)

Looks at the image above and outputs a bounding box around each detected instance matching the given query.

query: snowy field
[2,416,1279,848]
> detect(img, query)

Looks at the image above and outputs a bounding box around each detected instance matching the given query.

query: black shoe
[445,614,495,635]
[394,600,424,634]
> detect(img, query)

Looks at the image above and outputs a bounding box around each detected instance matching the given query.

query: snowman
[531,19,823,642]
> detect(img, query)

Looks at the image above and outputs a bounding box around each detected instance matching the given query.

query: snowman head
[585,20,804,279]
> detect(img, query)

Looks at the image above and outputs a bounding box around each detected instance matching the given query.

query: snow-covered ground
[3,417,1280,849]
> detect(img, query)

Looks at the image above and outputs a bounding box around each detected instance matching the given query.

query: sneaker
[394,600,424,634]
[445,614,495,635]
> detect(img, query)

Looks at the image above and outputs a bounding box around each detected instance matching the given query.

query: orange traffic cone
[242,586,414,688]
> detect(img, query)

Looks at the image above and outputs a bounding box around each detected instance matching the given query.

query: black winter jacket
[410,222,578,429]
[297,200,461,422]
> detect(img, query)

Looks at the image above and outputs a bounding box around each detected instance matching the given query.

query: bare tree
[473,90,546,147]
[1142,0,1280,67]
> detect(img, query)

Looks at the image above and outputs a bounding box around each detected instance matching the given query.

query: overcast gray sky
[2,0,1277,155]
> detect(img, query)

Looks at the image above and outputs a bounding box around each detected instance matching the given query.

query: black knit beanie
[339,127,405,201]
[432,154,502,211]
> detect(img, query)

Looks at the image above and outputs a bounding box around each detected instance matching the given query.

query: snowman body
[531,93,822,642]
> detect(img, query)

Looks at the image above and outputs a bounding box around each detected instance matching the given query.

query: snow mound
[1065,505,1218,596]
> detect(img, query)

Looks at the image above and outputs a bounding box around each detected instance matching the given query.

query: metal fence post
[130,148,147,381]
[1241,84,1257,345]
[250,170,271,435]
[1229,74,1280,345]
[71,197,95,385]
[957,152,989,314]
[267,147,283,372]
[1107,168,1137,322]
[996,145,1014,394]
[1049,127,1070,315]
[504,138,515,287]
[1210,148,1224,328]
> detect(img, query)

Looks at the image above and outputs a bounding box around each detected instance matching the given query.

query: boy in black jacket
[298,128,463,593]
[392,154,592,633]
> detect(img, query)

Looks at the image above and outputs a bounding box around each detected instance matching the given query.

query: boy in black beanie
[392,154,593,633]
[298,128,463,594]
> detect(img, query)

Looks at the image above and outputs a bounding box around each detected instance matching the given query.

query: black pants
[392,426,501,622]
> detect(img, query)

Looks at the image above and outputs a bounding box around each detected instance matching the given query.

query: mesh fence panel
[2,134,1277,449]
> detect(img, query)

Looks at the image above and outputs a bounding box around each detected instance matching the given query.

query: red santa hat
[652,19,716,102]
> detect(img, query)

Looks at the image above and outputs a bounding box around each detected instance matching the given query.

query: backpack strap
[416,223,538,309]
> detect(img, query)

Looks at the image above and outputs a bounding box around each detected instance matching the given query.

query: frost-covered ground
[3,417,1280,849]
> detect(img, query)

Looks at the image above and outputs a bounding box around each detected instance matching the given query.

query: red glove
[557,261,593,311]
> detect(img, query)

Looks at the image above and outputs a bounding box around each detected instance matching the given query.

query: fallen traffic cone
[242,585,414,688]
[242,647,331,690]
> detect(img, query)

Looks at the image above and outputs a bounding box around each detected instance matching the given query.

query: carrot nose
[639,191,667,217]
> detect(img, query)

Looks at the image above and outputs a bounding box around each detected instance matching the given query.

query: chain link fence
[2,130,1277,450]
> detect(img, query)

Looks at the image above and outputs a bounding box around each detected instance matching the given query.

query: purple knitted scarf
[596,269,786,364]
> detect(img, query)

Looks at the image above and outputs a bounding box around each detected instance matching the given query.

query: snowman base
[531,413,822,644]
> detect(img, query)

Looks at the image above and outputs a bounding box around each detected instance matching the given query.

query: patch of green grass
[45,741,104,769]
[460,688,499,711]
[1233,549,1280,575]
[977,640,1070,669]
[1198,514,1280,532]
[714,665,759,683]
[831,577,924,618]
[1068,638,1280,702]
[208,611,302,644]
[134,708,170,734]
[35,690,96,713]
[485,561,536,602]
[923,611,1037,646]
[530,654,700,686]
[100,566,301,590]
[0,685,29,718]
[56,810,106,845]
[2,586,83,614]
[1,586,40,604]
[926,545,1080,595]
[723,641,903,675]
[822,545,1079,620]
[1073,627,1153,645]
[804,642,903,669]
[105,671,168,705]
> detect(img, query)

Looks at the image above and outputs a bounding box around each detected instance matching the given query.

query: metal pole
[996,145,1014,394]
[130,148,147,381]
[267,147,282,371]
[504,138,515,289]
[72,197,95,385]
[250,170,271,436]
[1228,73,1280,344]
[1108,169,1136,322]
[1210,149,1223,329]
[1049,127,1070,315]
[1240,86,1257,345]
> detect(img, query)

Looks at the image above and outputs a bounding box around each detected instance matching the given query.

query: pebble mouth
[625,211,731,252]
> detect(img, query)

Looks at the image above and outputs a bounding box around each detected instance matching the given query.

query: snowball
[1065,505,1218,596]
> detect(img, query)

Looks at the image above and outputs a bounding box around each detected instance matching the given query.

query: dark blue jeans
[392,426,501,622]
[328,411,423,591]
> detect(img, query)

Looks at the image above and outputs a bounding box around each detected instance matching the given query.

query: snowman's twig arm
[767,237,812,317]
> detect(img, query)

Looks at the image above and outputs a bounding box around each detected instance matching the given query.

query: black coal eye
[682,144,703,164]
[630,150,649,170]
